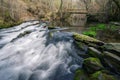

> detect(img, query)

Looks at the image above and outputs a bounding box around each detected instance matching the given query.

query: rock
[83,57,104,73]
[110,22,120,26]
[103,51,120,73]
[48,26,56,29]
[73,33,104,47]
[11,31,32,42]
[90,71,117,80]
[74,41,87,51]
[103,43,120,56]
[74,69,89,80]
[88,47,102,57]
[103,52,120,62]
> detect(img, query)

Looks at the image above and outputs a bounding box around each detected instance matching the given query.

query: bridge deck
[61,9,105,14]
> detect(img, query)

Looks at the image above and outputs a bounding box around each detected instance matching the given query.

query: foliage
[82,24,119,38]
[83,31,97,37]
[82,24,106,37]
[97,24,106,30]
[83,57,104,73]
[0,21,22,29]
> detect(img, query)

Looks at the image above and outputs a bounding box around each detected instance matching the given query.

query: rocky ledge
[73,33,120,80]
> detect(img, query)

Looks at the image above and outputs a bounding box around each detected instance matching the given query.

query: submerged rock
[83,57,104,73]
[11,31,32,42]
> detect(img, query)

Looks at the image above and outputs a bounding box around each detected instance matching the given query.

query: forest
[0,0,120,80]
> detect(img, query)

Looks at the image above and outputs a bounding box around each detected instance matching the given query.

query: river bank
[0,21,119,80]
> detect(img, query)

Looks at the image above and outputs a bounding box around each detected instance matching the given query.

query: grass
[82,23,119,38]
[83,31,97,37]
[0,21,22,29]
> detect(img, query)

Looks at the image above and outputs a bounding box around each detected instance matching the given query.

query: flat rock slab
[104,43,120,53]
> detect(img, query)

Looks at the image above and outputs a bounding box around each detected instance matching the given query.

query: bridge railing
[61,8,105,14]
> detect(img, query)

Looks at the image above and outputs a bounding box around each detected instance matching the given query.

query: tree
[58,0,63,18]
[58,0,63,12]
[112,0,120,9]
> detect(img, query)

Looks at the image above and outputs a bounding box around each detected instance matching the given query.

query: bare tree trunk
[112,0,120,9]
[58,0,63,18]
[82,0,89,11]
[58,0,63,12]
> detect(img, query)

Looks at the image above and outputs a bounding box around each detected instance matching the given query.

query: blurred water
[0,21,83,80]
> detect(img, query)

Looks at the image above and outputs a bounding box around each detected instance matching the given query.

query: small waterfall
[0,21,83,80]
[69,14,87,26]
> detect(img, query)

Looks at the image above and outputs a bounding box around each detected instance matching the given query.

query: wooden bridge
[61,9,105,15]
[65,9,88,14]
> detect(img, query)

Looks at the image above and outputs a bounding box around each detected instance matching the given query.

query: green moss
[90,71,116,80]
[73,33,103,45]
[82,24,106,38]
[97,24,106,30]
[75,41,86,50]
[82,23,119,40]
[89,24,106,31]
[73,33,99,42]
[83,57,104,73]
[82,30,97,37]
[74,69,89,80]
[84,58,102,67]
[89,27,97,31]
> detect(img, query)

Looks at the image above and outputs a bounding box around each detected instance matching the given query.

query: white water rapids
[0,21,83,80]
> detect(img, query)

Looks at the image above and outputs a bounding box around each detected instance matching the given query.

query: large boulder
[83,57,104,73]
[103,51,120,73]
[73,33,104,47]
[103,43,120,56]
[74,69,89,80]
[90,71,117,80]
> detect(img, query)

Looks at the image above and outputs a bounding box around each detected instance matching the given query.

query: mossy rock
[18,31,31,37]
[11,31,32,42]
[88,47,102,58]
[83,57,104,73]
[75,41,87,50]
[103,43,120,56]
[74,69,89,80]
[73,33,104,47]
[103,51,120,73]
[90,71,117,80]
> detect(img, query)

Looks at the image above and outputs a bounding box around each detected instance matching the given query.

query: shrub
[83,30,97,37]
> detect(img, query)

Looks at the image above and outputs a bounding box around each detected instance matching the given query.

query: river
[0,21,84,80]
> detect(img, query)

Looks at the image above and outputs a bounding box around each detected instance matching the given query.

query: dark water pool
[50,21,120,43]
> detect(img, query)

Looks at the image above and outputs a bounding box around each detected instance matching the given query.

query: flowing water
[0,21,84,80]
